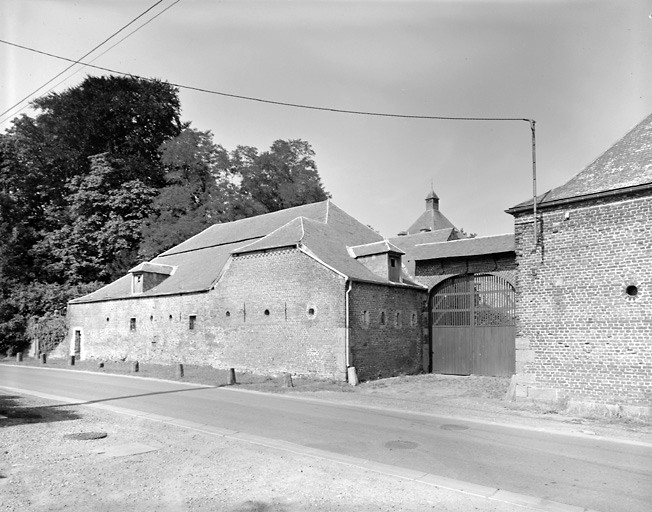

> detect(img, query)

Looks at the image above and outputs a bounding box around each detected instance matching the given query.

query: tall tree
[33,153,158,283]
[139,129,265,260]
[235,139,329,212]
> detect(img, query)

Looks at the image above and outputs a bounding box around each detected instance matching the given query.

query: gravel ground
[2,392,543,512]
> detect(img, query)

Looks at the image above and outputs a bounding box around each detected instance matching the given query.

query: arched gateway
[430,273,515,377]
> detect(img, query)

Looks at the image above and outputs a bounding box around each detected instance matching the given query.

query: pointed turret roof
[406,188,455,234]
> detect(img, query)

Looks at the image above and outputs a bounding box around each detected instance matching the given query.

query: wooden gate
[431,274,515,377]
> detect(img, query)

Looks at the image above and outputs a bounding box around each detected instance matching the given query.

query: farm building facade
[61,114,651,413]
[506,113,652,414]
[64,201,427,382]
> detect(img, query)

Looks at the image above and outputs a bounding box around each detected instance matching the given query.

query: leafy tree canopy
[0,76,330,354]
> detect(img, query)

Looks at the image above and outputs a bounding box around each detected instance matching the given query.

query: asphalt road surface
[1,365,650,512]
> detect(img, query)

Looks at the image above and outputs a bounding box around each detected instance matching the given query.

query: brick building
[392,193,517,377]
[63,201,427,381]
[506,114,652,413]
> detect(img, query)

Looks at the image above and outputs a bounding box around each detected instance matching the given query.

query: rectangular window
[189,315,197,330]
[130,318,136,331]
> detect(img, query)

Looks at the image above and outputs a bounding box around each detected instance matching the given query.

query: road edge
[1,383,599,512]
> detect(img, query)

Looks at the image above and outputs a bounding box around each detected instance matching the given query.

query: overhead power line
[23,0,183,120]
[0,37,540,244]
[0,0,170,122]
[0,38,531,125]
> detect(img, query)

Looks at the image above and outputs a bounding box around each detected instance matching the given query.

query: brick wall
[512,193,652,411]
[415,253,516,290]
[66,248,349,379]
[348,281,426,381]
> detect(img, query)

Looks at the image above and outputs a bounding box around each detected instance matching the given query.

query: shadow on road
[1,385,222,423]
[0,394,81,427]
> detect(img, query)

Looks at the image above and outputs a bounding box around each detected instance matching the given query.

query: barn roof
[508,113,652,213]
[411,233,514,261]
[406,208,455,234]
[72,200,421,304]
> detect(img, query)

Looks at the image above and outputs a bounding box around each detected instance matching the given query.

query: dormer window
[129,262,175,294]
[388,255,401,282]
[349,241,404,284]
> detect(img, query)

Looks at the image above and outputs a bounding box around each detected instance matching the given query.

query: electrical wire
[17,0,183,117]
[0,0,171,122]
[0,39,533,126]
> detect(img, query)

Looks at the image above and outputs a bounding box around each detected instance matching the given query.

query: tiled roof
[406,209,455,234]
[389,228,458,252]
[234,217,421,287]
[160,200,331,255]
[348,240,405,258]
[509,113,652,211]
[389,228,460,276]
[71,200,420,304]
[128,262,174,275]
[410,234,514,261]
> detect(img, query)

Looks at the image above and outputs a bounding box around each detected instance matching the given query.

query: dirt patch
[1,392,533,512]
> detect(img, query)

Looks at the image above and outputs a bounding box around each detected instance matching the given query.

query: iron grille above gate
[432,274,515,327]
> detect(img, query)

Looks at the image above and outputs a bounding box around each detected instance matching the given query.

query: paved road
[1,365,650,512]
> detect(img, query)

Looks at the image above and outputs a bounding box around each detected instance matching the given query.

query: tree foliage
[0,76,330,354]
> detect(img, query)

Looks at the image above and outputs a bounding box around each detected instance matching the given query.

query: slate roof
[128,262,174,275]
[72,200,422,304]
[410,234,514,261]
[388,228,459,276]
[389,228,458,253]
[234,217,421,287]
[348,240,405,258]
[509,113,652,212]
[406,208,455,234]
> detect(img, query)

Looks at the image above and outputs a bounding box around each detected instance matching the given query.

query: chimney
[425,189,439,211]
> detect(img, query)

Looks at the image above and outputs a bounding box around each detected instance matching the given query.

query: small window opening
[395,312,401,327]
[411,312,417,327]
[626,285,639,297]
[130,318,136,331]
[308,307,315,316]
[169,314,173,321]
[189,315,197,330]
[226,310,231,317]
[106,317,110,322]
[362,310,370,326]
[390,258,396,268]
[150,315,153,322]
[380,311,386,326]
[264,309,270,316]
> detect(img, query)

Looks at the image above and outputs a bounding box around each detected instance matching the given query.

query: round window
[626,285,639,297]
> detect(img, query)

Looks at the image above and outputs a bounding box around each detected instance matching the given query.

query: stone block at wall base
[526,386,559,402]
[515,349,535,363]
[514,337,531,350]
[567,400,652,418]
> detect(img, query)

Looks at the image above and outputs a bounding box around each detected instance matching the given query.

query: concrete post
[16,352,23,362]
[132,361,139,373]
[176,363,184,379]
[69,355,75,366]
[40,353,47,364]
[227,368,236,385]
[347,366,358,386]
[283,373,294,388]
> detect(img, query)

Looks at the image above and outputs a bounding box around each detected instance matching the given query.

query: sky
[1,0,650,238]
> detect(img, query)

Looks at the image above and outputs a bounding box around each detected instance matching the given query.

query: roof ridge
[414,233,513,248]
